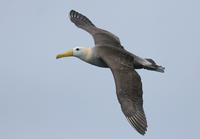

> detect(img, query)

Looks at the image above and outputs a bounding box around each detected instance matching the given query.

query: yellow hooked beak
[56,49,73,59]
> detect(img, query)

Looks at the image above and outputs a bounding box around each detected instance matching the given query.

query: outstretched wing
[97,46,147,135]
[116,69,147,135]
[69,10,123,48]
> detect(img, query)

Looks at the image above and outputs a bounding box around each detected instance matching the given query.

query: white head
[56,47,92,61]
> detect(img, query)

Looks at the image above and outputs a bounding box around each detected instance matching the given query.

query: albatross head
[56,47,92,61]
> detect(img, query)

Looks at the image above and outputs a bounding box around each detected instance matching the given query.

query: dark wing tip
[69,10,95,27]
[70,10,79,19]
[70,10,75,15]
[126,116,147,135]
[126,111,147,135]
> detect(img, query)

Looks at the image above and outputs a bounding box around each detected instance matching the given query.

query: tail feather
[144,58,165,73]
[155,65,165,73]
[145,58,156,65]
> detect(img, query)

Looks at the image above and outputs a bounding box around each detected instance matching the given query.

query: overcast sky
[0,0,200,139]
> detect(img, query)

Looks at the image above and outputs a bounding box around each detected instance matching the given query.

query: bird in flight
[56,10,165,135]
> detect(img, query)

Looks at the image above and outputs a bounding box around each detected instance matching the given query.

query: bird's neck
[85,47,93,60]
[77,47,93,62]
[78,47,108,68]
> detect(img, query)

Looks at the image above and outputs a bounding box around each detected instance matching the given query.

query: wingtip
[126,116,147,135]
[68,10,95,27]
[70,9,75,13]
[69,10,76,17]
[69,10,81,19]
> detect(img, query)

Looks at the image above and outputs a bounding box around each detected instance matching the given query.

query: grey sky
[0,0,200,139]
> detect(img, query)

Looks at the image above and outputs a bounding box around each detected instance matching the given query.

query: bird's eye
[76,48,80,51]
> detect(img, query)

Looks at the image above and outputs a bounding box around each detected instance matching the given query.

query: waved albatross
[56,10,165,135]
